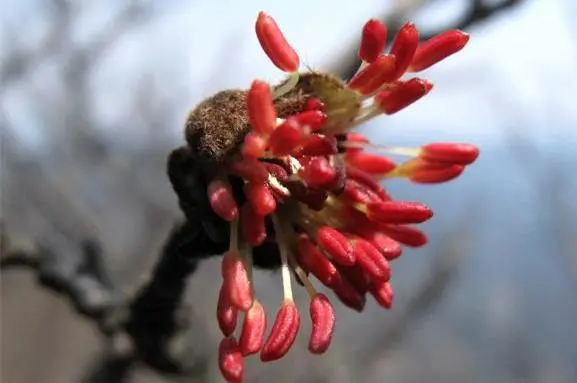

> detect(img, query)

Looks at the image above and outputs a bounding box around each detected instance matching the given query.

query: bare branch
[0,0,72,87]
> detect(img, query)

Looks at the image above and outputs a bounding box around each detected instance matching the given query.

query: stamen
[341,140,421,158]
[239,240,254,284]
[230,219,239,251]
[272,214,294,301]
[290,259,317,298]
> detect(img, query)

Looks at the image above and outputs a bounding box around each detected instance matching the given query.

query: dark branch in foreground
[1,214,214,380]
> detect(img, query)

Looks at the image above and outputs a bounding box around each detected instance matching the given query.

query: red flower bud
[346,152,396,175]
[230,158,269,184]
[348,54,396,95]
[293,110,328,132]
[337,264,371,294]
[222,252,254,311]
[374,78,433,115]
[217,284,238,337]
[410,30,469,72]
[359,19,388,63]
[240,301,267,356]
[331,275,366,312]
[365,200,433,225]
[296,235,339,287]
[353,227,402,260]
[300,135,338,156]
[299,157,337,187]
[207,180,239,221]
[369,281,394,309]
[340,179,382,204]
[388,22,419,80]
[346,166,390,200]
[269,118,305,156]
[382,224,428,248]
[218,337,244,383]
[352,238,391,282]
[309,293,336,354]
[261,300,301,362]
[240,203,266,246]
[420,142,480,165]
[255,12,300,72]
[244,182,276,216]
[399,158,465,184]
[316,226,355,266]
[242,132,267,159]
[247,79,276,135]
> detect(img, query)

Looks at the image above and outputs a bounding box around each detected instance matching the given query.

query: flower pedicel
[184,11,478,382]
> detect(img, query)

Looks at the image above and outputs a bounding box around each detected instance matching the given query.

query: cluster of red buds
[194,12,478,383]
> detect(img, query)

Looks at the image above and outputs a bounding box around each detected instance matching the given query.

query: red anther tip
[217,284,238,337]
[420,142,480,165]
[260,300,301,362]
[410,30,470,72]
[242,132,267,160]
[268,118,306,156]
[345,152,396,175]
[370,281,394,309]
[247,79,276,136]
[218,337,244,383]
[316,226,355,266]
[331,276,366,312]
[299,157,337,187]
[366,200,433,225]
[244,182,276,216]
[309,293,336,354]
[352,238,391,282]
[383,224,428,248]
[400,158,466,184]
[388,22,420,81]
[375,78,432,115]
[240,301,267,356]
[256,12,300,72]
[359,19,388,63]
[207,180,239,221]
[222,253,254,311]
[348,54,396,94]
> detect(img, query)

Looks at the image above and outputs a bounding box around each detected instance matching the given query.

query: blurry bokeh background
[2,0,577,382]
